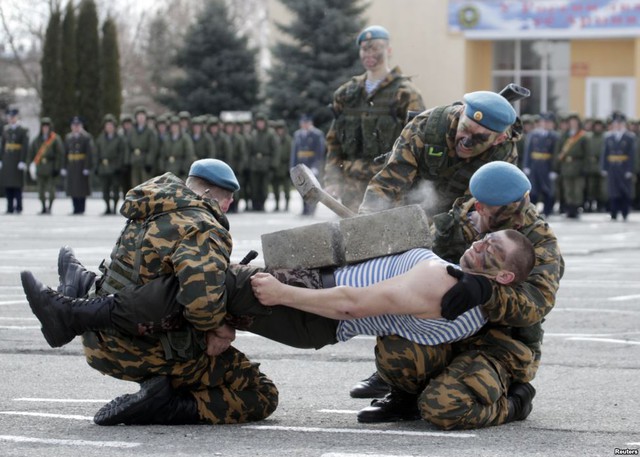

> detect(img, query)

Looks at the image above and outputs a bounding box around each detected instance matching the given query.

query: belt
[319,267,336,289]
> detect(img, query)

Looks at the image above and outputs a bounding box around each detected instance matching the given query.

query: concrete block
[262,221,343,269]
[340,205,432,264]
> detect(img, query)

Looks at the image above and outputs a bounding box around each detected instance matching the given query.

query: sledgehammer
[290,164,356,218]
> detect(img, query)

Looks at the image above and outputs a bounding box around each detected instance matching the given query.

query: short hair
[502,229,535,283]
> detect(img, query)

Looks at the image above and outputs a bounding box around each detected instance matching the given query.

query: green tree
[41,7,63,129]
[100,16,122,121]
[59,1,77,134]
[159,0,259,114]
[266,0,367,131]
[75,0,101,135]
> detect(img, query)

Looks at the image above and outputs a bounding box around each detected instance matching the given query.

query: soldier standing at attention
[249,113,279,212]
[61,117,95,215]
[0,108,30,214]
[601,112,636,221]
[324,25,424,212]
[223,120,247,213]
[554,113,588,219]
[584,118,607,213]
[291,114,326,216]
[95,114,128,215]
[160,116,196,181]
[129,106,158,186]
[272,120,292,212]
[27,117,65,214]
[191,116,216,160]
[207,116,232,164]
[523,112,559,217]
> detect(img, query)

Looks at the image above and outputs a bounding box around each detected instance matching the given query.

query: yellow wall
[464,41,492,92]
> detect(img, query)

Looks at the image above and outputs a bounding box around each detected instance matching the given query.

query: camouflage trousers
[375,334,513,430]
[82,331,278,424]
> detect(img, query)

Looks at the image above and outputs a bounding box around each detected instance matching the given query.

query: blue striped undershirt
[334,248,487,346]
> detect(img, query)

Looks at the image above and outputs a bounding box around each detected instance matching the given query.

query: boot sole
[94,377,172,426]
[21,271,74,348]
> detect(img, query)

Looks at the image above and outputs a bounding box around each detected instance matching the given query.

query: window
[492,40,570,115]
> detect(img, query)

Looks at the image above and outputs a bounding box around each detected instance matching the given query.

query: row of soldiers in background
[519,111,638,221]
[0,107,326,216]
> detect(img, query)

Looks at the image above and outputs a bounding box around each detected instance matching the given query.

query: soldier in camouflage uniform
[129,107,159,186]
[21,159,278,425]
[248,113,279,212]
[325,25,425,212]
[0,108,30,214]
[553,113,589,219]
[160,116,196,180]
[359,91,521,217]
[27,117,64,214]
[272,120,292,211]
[94,114,128,215]
[357,162,563,429]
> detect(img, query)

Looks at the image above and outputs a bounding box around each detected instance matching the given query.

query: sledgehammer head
[290,164,322,204]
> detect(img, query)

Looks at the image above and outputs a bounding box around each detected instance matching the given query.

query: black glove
[441,265,493,320]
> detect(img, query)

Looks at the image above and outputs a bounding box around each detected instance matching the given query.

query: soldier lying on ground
[22,158,279,427]
[22,226,533,426]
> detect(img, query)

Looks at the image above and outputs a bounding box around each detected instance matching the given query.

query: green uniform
[27,131,64,213]
[226,130,248,213]
[584,130,607,211]
[129,125,159,185]
[272,130,292,211]
[554,129,589,217]
[83,173,278,424]
[360,104,521,217]
[159,133,196,180]
[192,133,216,160]
[248,126,279,211]
[95,132,128,213]
[325,66,425,212]
[211,131,232,164]
[63,130,95,198]
[0,123,30,213]
[376,197,564,430]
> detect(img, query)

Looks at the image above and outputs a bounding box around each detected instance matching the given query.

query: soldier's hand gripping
[205,324,236,356]
[440,266,492,320]
[251,272,284,306]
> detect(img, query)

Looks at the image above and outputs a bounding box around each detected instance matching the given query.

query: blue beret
[463,91,516,132]
[188,159,240,192]
[356,25,390,46]
[470,162,531,206]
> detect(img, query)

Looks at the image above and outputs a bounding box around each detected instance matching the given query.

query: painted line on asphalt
[0,435,140,448]
[0,411,93,421]
[553,308,640,315]
[0,326,39,330]
[546,331,640,337]
[566,337,640,345]
[14,398,110,403]
[0,317,37,321]
[627,442,640,445]
[0,300,28,306]
[322,454,425,457]
[242,425,476,438]
[318,409,356,414]
[608,294,640,302]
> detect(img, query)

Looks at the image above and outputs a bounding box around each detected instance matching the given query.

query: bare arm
[250,261,456,320]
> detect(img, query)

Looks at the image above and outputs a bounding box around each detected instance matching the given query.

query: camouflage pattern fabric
[85,173,278,424]
[359,104,521,217]
[324,66,425,212]
[376,196,563,429]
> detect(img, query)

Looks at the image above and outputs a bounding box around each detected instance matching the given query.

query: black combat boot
[94,376,202,426]
[357,388,421,423]
[505,382,536,423]
[57,246,96,298]
[21,271,113,348]
[349,371,390,399]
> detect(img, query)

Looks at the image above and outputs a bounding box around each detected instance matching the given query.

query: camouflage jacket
[324,66,424,187]
[107,172,232,333]
[359,104,521,217]
[431,197,564,381]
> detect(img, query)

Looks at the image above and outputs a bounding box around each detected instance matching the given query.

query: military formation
[521,110,639,221]
[0,107,316,216]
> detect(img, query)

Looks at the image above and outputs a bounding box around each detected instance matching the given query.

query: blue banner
[449,0,640,34]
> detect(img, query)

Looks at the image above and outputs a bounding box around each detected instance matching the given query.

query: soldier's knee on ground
[419,353,506,430]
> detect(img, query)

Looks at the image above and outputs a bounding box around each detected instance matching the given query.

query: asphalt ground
[0,192,639,457]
